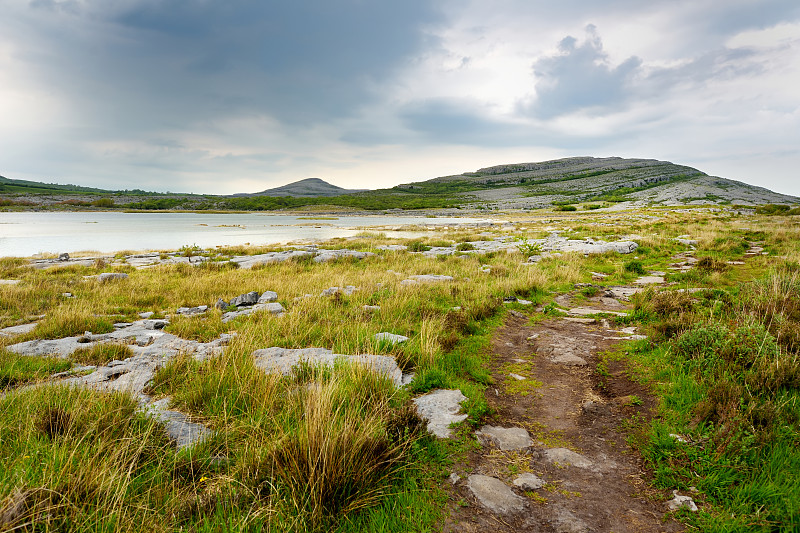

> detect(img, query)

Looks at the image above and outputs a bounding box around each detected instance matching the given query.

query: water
[0,212,494,257]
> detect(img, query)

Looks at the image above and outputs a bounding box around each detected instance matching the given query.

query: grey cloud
[525,25,642,118]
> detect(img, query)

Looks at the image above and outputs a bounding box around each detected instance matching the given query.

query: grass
[2,207,800,531]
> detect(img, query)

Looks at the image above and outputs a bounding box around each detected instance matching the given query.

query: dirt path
[442,290,684,533]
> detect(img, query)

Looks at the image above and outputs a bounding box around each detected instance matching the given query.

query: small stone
[476,425,533,451]
[230,291,259,307]
[448,473,461,485]
[466,475,526,515]
[374,332,409,345]
[542,448,593,468]
[257,291,278,303]
[62,292,74,298]
[214,298,227,310]
[509,310,526,319]
[666,490,698,512]
[363,305,381,312]
[513,473,545,491]
[58,252,70,261]
[509,373,526,381]
[98,272,128,283]
[138,311,154,319]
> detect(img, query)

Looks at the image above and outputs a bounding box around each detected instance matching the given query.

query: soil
[441,291,684,533]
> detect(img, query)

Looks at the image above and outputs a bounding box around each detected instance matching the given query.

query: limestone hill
[232,177,367,198]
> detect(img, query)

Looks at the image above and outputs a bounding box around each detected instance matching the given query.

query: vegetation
[2,207,800,531]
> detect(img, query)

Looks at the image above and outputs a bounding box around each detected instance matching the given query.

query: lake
[0,212,495,257]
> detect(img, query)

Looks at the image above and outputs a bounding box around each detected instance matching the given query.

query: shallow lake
[0,212,495,257]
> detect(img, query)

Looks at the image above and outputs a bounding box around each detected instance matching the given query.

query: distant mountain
[395,156,800,208]
[232,178,367,198]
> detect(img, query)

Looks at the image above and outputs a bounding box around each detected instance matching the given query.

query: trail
[443,288,684,533]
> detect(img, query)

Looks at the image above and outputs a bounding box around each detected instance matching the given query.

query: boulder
[144,398,212,450]
[412,389,468,438]
[58,253,70,261]
[666,490,698,512]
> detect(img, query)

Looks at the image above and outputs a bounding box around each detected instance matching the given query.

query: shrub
[456,242,475,251]
[406,241,431,252]
[624,260,646,275]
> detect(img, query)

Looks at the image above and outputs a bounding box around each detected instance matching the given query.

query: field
[1,206,799,531]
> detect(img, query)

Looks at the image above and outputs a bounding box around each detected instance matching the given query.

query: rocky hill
[397,156,799,208]
[231,177,366,198]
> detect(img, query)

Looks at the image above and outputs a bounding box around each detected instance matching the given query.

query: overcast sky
[2,0,798,195]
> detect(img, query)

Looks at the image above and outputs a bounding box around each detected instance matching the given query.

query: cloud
[524,25,643,118]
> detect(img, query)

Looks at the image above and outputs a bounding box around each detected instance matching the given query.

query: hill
[395,156,799,208]
[232,177,367,198]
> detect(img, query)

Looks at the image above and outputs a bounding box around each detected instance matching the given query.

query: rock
[138,311,154,319]
[98,272,128,282]
[62,292,73,298]
[604,286,642,300]
[221,302,284,323]
[476,425,534,451]
[449,473,461,485]
[513,473,545,491]
[214,298,227,310]
[466,475,526,515]
[563,317,595,324]
[412,389,468,438]
[634,275,665,285]
[321,285,358,297]
[509,373,526,381]
[144,398,212,450]
[674,238,698,246]
[257,291,278,303]
[509,310,526,319]
[143,319,169,330]
[0,279,21,285]
[666,490,698,512]
[58,252,70,261]
[253,347,402,387]
[552,508,590,533]
[230,291,259,307]
[403,274,454,284]
[114,322,133,329]
[374,332,409,345]
[176,305,208,316]
[0,322,38,337]
[567,307,627,317]
[542,448,593,468]
[517,299,533,305]
[363,305,381,312]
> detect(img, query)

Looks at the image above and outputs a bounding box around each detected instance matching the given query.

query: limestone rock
[542,448,593,468]
[466,475,526,515]
[257,291,278,303]
[230,291,259,307]
[476,425,534,451]
[513,473,545,491]
[144,398,212,450]
[98,272,128,282]
[412,389,468,438]
[252,347,402,387]
[552,508,590,533]
[666,490,698,512]
[374,332,409,345]
[0,323,38,338]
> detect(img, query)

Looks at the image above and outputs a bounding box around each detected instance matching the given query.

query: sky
[1,0,799,196]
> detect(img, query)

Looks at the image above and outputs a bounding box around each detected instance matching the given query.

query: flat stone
[466,475,526,515]
[98,272,129,282]
[144,398,212,450]
[253,347,402,387]
[634,276,665,285]
[405,274,454,283]
[563,317,595,324]
[221,302,285,323]
[374,332,409,345]
[476,425,533,451]
[567,307,627,317]
[604,286,642,300]
[542,448,593,468]
[550,352,587,366]
[513,473,545,491]
[0,322,38,337]
[412,389,468,438]
[321,285,358,297]
[509,373,526,381]
[0,280,21,285]
[138,311,154,319]
[363,305,381,311]
[552,508,590,533]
